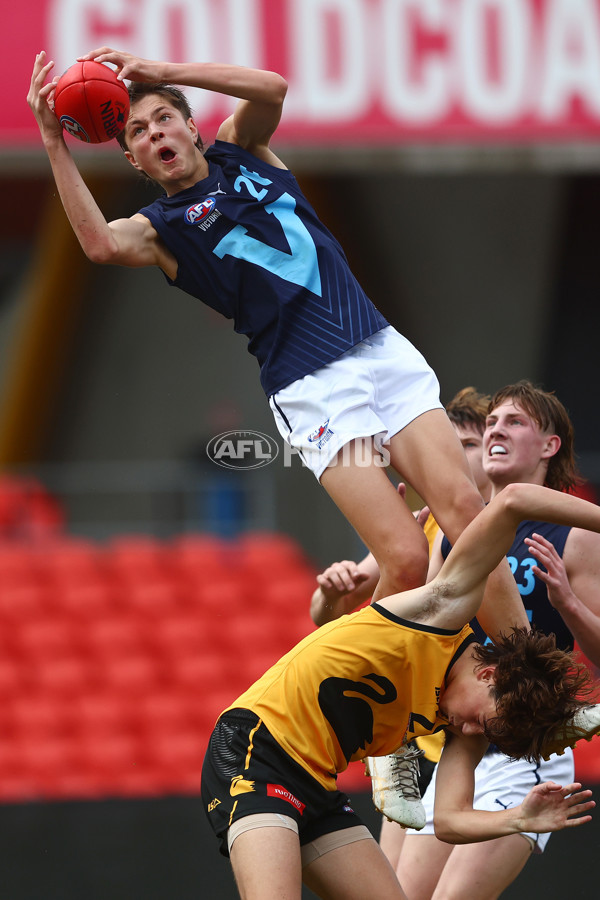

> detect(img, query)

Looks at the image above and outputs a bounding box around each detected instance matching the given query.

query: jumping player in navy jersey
[28,48,525,640]
[397,381,600,900]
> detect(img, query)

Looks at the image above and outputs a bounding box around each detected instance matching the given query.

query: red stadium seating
[0,658,24,696]
[52,577,119,620]
[7,526,559,807]
[83,613,149,659]
[106,535,170,585]
[76,730,141,781]
[184,574,249,616]
[98,652,163,696]
[166,650,230,696]
[14,616,77,659]
[74,691,135,734]
[136,689,195,732]
[237,531,307,563]
[0,525,317,805]
[0,545,42,583]
[124,578,184,618]
[0,581,52,624]
[151,612,211,657]
[169,533,232,572]
[30,654,93,696]
[38,538,104,580]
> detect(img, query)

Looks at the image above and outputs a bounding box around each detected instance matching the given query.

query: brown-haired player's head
[476,628,596,763]
[487,381,578,492]
[117,82,204,152]
[446,387,491,435]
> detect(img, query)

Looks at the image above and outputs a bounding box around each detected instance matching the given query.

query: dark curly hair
[116,82,204,152]
[476,628,596,763]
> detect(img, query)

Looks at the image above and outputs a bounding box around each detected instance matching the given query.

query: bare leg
[230,826,303,900]
[321,439,430,602]
[304,835,407,900]
[395,834,453,900]
[397,832,532,900]
[378,818,406,871]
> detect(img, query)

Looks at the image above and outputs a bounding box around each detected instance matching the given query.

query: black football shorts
[201,708,364,857]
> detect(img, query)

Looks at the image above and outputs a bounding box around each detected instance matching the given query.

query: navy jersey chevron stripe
[138,141,387,395]
[442,519,573,649]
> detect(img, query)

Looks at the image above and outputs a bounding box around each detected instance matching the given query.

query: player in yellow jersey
[202,483,600,900]
[309,388,492,850]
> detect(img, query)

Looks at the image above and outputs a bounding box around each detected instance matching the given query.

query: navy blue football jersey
[138,141,388,395]
[442,520,573,649]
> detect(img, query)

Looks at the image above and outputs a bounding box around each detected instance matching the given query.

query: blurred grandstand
[0,493,343,802]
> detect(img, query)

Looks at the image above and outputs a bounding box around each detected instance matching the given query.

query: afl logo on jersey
[185,198,216,224]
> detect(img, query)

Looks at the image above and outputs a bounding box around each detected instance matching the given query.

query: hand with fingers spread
[27,51,63,144]
[77,47,165,83]
[518,781,594,834]
[525,533,575,613]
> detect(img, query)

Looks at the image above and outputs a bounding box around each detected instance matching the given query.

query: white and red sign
[9,0,600,146]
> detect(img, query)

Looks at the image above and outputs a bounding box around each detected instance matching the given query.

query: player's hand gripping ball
[53,61,130,143]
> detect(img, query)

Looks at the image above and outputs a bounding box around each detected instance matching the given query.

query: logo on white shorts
[307,419,334,450]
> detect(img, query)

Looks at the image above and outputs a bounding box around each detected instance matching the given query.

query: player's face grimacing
[483,400,555,485]
[123,95,201,185]
[438,662,499,738]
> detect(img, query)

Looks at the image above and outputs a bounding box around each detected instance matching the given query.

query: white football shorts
[269,326,442,480]
[406,747,575,853]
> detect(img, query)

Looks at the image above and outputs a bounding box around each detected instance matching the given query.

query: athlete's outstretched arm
[79,48,288,156]
[381,484,600,632]
[27,52,164,268]
[433,732,594,844]
[429,483,600,631]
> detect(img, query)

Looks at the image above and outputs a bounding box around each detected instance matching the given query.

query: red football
[54,61,130,144]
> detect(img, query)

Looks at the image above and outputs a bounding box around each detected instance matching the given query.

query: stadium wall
[2,789,598,899]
